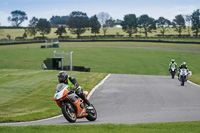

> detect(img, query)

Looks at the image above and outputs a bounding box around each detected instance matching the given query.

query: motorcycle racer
[179,62,188,70]
[178,62,189,79]
[57,71,91,106]
[168,59,177,71]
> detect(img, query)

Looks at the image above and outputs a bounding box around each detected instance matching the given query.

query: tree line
[4,9,200,38]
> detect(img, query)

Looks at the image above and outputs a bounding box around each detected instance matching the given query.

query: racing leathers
[169,62,177,72]
[64,76,91,106]
[178,64,188,79]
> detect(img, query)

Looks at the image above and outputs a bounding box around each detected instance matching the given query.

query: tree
[90,15,101,36]
[0,29,3,37]
[172,14,185,36]
[121,14,138,37]
[55,26,67,38]
[23,32,27,39]
[97,12,112,36]
[67,11,89,38]
[115,19,122,25]
[191,9,200,37]
[50,15,69,26]
[8,10,28,27]
[6,34,11,40]
[36,18,51,37]
[105,18,116,27]
[25,17,38,37]
[138,14,156,37]
[184,14,192,36]
[156,17,171,37]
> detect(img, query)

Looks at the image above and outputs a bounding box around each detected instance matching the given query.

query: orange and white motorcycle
[54,83,97,123]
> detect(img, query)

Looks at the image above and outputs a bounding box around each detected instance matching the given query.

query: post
[62,51,64,58]
[61,58,63,70]
[45,40,47,48]
[70,51,73,71]
[53,50,56,58]
[61,51,64,70]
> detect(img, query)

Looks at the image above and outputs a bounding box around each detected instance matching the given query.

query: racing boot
[76,88,91,106]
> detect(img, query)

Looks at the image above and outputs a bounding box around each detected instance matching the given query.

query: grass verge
[0,69,107,122]
[0,121,200,133]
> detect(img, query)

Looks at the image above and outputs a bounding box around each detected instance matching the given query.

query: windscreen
[56,83,67,92]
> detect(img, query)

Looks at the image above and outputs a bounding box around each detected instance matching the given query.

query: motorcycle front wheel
[61,104,76,123]
[181,81,185,86]
[86,104,97,121]
[171,71,175,79]
[179,76,185,86]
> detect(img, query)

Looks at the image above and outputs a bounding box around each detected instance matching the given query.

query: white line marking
[88,74,111,100]
[0,115,63,126]
[31,114,63,122]
[188,80,200,87]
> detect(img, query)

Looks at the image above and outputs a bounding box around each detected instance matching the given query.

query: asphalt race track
[1,74,200,126]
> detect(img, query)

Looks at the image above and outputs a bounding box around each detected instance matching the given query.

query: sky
[0,0,200,26]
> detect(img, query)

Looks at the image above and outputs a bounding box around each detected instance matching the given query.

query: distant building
[115,25,122,28]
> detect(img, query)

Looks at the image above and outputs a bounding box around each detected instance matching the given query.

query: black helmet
[58,71,68,83]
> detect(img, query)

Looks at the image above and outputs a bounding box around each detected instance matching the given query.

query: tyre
[181,78,185,86]
[61,104,76,123]
[171,71,175,79]
[181,81,184,86]
[86,104,97,121]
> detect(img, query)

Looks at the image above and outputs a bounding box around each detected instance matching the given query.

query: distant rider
[57,71,91,106]
[168,59,177,72]
[178,62,188,78]
[179,62,188,70]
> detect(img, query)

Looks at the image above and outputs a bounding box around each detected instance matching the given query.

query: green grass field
[0,41,200,132]
[0,41,200,76]
[0,69,106,122]
[1,122,200,133]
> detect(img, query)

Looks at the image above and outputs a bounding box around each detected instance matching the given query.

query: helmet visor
[58,77,65,83]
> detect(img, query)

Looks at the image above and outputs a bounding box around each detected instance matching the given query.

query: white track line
[188,80,200,87]
[88,74,111,100]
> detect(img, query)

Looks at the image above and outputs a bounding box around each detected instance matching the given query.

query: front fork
[62,102,75,113]
[180,75,187,82]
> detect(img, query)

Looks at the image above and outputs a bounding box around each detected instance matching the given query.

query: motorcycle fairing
[71,97,88,117]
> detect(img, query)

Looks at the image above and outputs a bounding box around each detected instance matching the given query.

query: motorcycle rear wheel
[86,104,97,121]
[61,104,76,123]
